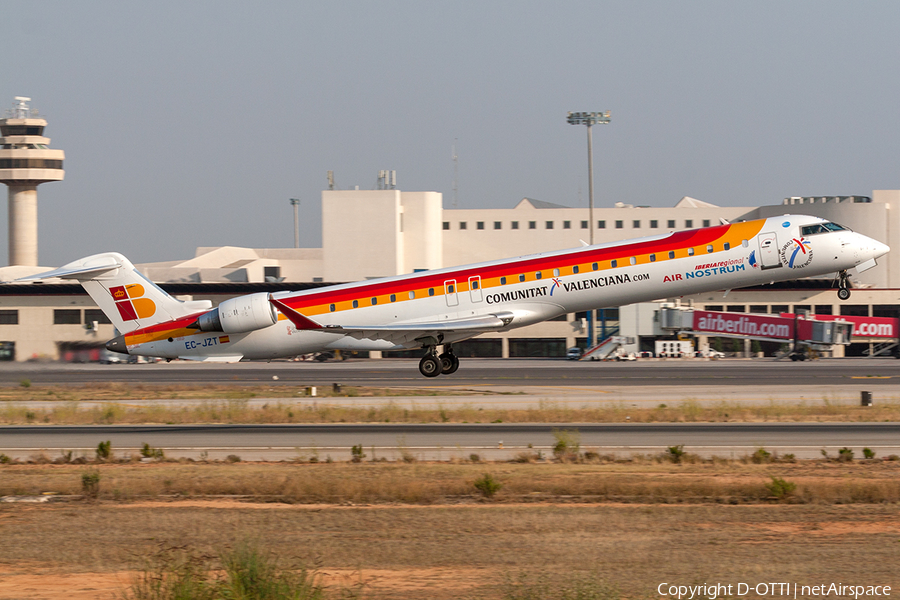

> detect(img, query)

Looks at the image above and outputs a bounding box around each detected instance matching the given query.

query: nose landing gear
[836,270,851,300]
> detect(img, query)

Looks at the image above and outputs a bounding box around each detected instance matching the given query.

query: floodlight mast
[567,111,610,246]
[567,111,610,349]
[290,198,301,248]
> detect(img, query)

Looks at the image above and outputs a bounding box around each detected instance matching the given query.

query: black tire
[419,354,441,377]
[440,353,460,375]
[837,287,851,300]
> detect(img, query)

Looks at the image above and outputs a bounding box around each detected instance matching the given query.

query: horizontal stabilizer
[15,258,123,282]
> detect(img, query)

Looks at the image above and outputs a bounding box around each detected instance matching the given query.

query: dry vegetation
[0,498,898,599]
[2,461,899,598]
[3,459,900,505]
[2,388,900,425]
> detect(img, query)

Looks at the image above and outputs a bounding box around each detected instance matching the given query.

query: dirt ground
[1,500,899,599]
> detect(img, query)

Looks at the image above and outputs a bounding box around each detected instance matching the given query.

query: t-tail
[17,252,212,333]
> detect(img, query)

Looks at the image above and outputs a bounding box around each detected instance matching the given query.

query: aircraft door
[757,232,782,270]
[468,275,483,303]
[444,280,459,307]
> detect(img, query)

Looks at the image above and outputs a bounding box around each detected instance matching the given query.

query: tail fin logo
[109,284,156,321]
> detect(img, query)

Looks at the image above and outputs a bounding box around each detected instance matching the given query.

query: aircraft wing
[270,298,514,345]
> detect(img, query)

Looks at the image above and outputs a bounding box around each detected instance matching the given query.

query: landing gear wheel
[439,352,460,375]
[836,270,851,300]
[419,354,441,378]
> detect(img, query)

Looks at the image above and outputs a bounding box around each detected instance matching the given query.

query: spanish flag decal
[219,335,230,344]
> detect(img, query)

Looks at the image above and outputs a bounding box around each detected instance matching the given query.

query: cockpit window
[800,222,849,236]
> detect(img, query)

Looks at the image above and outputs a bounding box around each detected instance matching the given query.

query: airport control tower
[0,97,65,266]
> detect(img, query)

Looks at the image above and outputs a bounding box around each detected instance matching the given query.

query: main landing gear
[418,345,460,378]
[836,269,851,300]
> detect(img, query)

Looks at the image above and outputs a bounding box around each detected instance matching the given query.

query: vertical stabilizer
[16,252,212,333]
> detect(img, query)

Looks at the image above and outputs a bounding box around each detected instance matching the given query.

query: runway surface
[2,357,900,388]
[3,422,898,461]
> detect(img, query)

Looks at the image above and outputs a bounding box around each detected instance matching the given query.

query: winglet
[269,297,323,330]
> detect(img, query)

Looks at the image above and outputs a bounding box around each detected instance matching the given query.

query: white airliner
[20,215,888,377]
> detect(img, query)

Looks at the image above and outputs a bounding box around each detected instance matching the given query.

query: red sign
[780,314,898,339]
[692,311,794,340]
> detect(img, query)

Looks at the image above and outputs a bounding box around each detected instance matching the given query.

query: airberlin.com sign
[692,311,793,340]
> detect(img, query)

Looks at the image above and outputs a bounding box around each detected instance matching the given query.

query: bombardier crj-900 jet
[21,215,889,377]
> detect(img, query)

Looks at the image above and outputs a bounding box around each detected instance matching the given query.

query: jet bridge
[659,307,854,349]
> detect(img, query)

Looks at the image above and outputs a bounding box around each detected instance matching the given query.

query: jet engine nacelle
[195,292,278,333]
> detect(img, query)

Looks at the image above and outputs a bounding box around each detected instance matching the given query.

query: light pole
[289,198,300,248]
[566,111,610,246]
[567,111,610,349]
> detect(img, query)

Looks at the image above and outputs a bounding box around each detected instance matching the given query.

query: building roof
[673,196,720,208]
[515,198,571,210]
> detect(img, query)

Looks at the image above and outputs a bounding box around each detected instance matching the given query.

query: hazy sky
[3,1,900,266]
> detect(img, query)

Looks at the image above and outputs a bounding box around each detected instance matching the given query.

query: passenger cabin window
[472,280,479,289]
[352,300,359,308]
[706,245,714,253]
[428,288,435,296]
[688,248,695,256]
[553,268,560,277]
[329,304,336,312]
[649,254,656,262]
[519,274,526,282]
[724,242,730,250]
[500,276,507,285]
[592,262,598,271]
[390,294,396,302]
[371,297,377,305]
[535,272,542,279]
[611,259,617,268]
[573,265,580,274]
[409,291,415,299]
[629,257,636,265]
[668,251,675,259]
[447,284,454,293]
[742,239,749,247]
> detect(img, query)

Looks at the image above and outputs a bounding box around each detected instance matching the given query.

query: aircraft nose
[873,240,890,258]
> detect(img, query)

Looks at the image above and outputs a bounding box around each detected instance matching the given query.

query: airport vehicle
[19,215,888,377]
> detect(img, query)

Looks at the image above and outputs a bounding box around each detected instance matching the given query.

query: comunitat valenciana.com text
[657,583,891,599]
